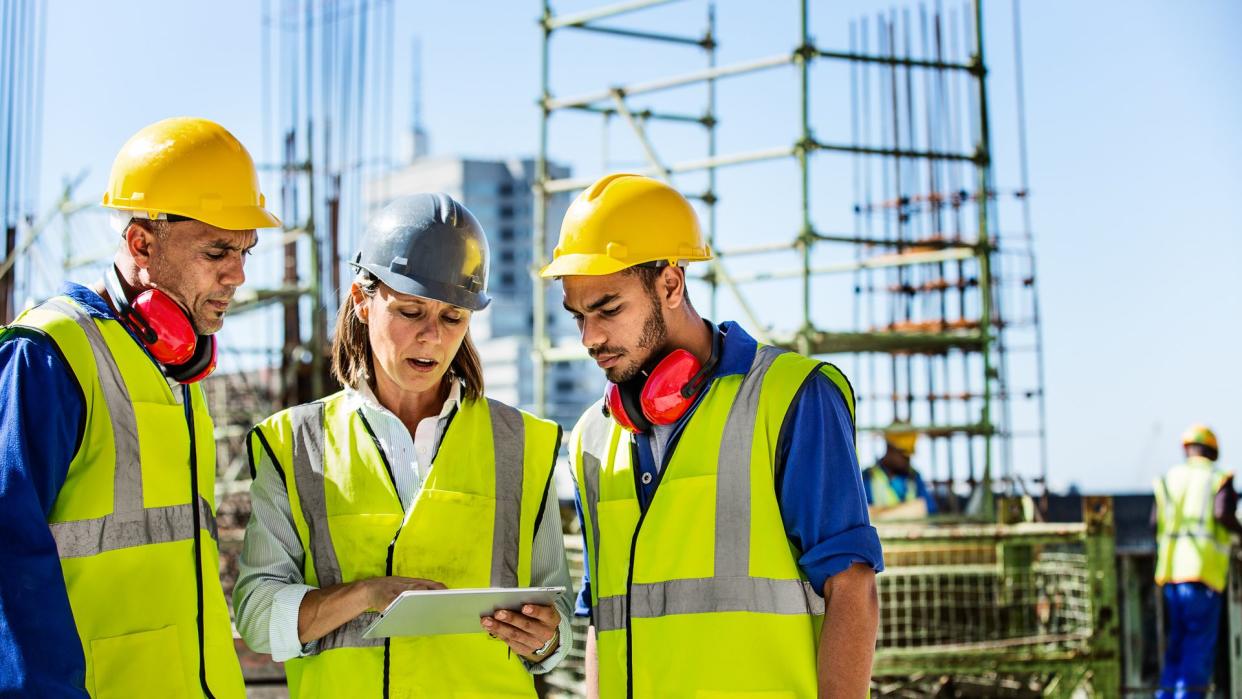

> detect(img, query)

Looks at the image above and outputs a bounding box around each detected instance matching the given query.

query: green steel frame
[532,0,1041,508]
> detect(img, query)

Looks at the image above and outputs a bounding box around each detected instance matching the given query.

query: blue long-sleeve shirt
[576,321,884,616]
[0,283,130,697]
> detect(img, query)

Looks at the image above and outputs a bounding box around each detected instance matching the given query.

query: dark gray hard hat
[351,193,491,311]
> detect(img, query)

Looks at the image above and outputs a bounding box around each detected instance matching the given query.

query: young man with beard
[0,117,280,697]
[542,174,883,698]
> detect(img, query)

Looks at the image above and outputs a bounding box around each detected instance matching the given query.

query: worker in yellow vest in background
[543,173,882,698]
[864,424,938,521]
[0,117,280,696]
[1154,424,1242,699]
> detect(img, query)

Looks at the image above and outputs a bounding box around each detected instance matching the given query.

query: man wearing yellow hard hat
[543,174,882,697]
[1154,425,1241,699]
[863,423,938,520]
[0,117,280,697]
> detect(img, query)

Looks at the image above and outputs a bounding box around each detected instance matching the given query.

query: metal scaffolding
[532,0,1049,512]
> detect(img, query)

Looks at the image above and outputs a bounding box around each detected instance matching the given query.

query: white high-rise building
[367,156,603,430]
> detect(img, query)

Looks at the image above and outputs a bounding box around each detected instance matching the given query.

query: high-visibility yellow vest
[251,390,560,698]
[574,344,857,697]
[865,465,921,508]
[1154,456,1234,592]
[8,295,244,698]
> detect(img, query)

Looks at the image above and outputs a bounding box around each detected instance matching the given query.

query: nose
[416,316,442,345]
[580,315,606,352]
[221,253,246,289]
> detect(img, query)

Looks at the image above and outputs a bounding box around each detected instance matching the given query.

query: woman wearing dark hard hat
[233,193,572,697]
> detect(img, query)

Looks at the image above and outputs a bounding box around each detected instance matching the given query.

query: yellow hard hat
[884,423,919,455]
[539,173,712,278]
[1181,424,1218,451]
[102,117,281,231]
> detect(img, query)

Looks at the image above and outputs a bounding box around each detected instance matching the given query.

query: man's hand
[481,603,561,661]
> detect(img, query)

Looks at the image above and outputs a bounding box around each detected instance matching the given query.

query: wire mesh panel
[878,540,1091,651]
[872,496,1121,698]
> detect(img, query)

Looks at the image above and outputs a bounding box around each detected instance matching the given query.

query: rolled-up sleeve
[233,428,319,661]
[777,372,884,595]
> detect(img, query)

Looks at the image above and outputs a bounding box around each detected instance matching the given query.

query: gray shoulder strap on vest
[287,401,384,651]
[288,402,344,589]
[42,298,217,559]
[487,398,526,589]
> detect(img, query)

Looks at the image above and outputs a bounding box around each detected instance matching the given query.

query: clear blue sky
[32,0,1242,493]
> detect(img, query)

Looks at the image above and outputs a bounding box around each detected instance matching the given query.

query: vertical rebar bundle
[0,0,47,323]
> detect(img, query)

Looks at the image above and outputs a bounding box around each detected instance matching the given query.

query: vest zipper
[383,538,397,699]
[362,403,460,699]
[182,386,216,699]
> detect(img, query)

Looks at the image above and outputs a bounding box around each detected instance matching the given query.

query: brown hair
[330,270,484,400]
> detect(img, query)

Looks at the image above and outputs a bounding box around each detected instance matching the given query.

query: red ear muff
[164,334,217,384]
[103,265,216,383]
[605,382,643,433]
[130,289,198,366]
[639,349,703,426]
[600,324,723,434]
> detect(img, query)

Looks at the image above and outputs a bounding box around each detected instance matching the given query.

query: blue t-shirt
[0,283,138,697]
[575,321,884,617]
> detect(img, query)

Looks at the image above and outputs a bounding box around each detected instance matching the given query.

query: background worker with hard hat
[232,193,573,698]
[544,173,883,698]
[864,424,938,520]
[0,117,280,697]
[1153,425,1242,699]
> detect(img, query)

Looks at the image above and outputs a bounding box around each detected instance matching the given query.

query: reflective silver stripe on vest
[594,578,823,632]
[40,299,217,558]
[487,399,526,589]
[286,399,530,649]
[288,402,345,589]
[714,345,784,578]
[51,496,219,558]
[43,299,143,514]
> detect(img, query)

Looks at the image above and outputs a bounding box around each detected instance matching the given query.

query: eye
[442,313,464,325]
[400,309,423,319]
[600,306,621,317]
[205,251,227,261]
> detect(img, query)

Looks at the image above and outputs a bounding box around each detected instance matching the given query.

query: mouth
[594,352,621,369]
[406,357,439,373]
[206,299,230,313]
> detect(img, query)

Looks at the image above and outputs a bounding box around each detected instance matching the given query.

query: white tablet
[361,586,566,639]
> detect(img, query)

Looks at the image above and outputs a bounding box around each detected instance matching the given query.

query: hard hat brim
[540,251,713,279]
[102,203,283,231]
[352,262,491,312]
[539,252,630,279]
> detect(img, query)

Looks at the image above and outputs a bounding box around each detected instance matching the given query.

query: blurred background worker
[864,424,938,520]
[1153,425,1241,699]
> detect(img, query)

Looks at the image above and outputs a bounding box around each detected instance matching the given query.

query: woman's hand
[363,576,446,612]
[298,576,445,645]
[481,604,561,662]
